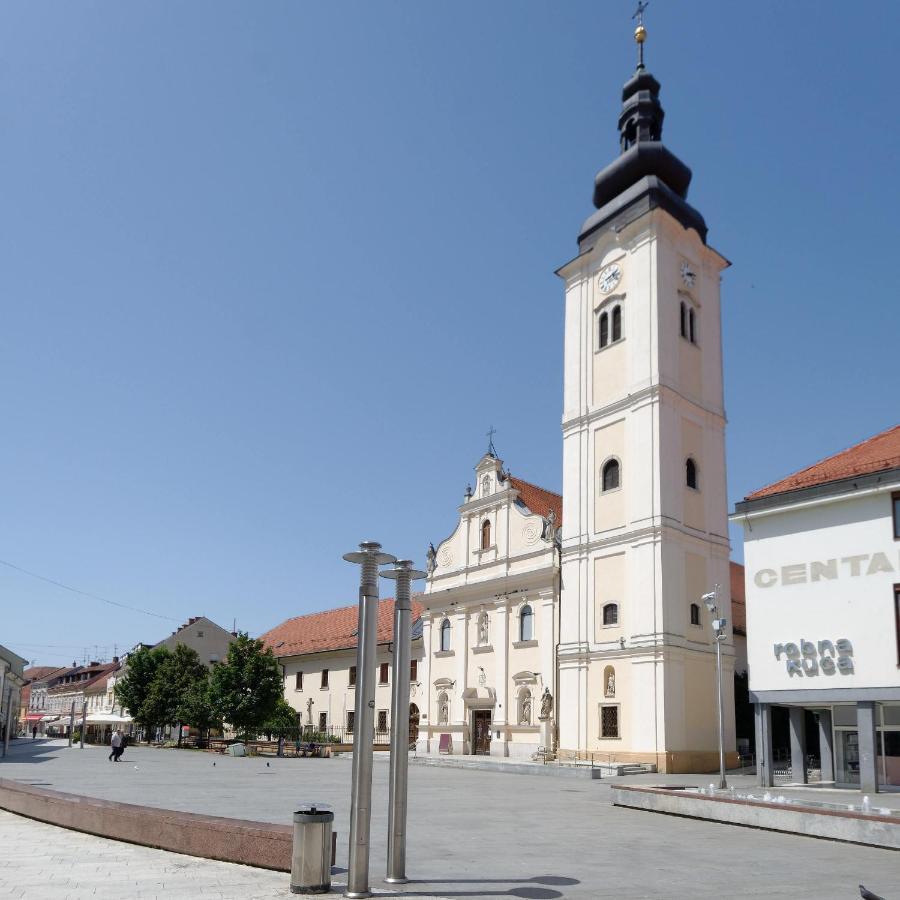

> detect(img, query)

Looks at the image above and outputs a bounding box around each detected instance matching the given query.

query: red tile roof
[47,662,119,694]
[509,476,563,525]
[23,666,63,683]
[730,561,745,634]
[260,597,424,659]
[746,424,900,501]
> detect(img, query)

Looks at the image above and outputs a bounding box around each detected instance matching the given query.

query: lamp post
[702,585,727,790]
[380,560,426,885]
[343,541,396,900]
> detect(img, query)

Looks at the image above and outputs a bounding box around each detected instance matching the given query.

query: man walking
[108,729,124,762]
[32,725,37,740]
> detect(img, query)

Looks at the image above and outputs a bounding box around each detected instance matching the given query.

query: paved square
[1,740,898,899]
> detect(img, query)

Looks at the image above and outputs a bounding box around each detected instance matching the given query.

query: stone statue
[606,672,615,697]
[438,698,449,725]
[478,612,489,645]
[542,509,557,543]
[306,697,314,725]
[520,695,532,726]
[539,687,553,720]
[426,542,437,575]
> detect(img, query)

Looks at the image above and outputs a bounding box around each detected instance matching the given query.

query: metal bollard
[291,805,334,894]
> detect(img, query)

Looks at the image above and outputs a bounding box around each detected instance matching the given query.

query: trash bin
[226,742,246,757]
[291,804,334,894]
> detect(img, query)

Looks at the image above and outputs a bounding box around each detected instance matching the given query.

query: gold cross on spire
[632,1,649,68]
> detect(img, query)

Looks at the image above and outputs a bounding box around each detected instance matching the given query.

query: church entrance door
[472,710,492,755]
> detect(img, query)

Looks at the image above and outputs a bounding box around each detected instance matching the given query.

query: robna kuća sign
[773,639,854,677]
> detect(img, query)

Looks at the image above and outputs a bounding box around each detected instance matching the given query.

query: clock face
[597,263,622,294]
[680,261,696,288]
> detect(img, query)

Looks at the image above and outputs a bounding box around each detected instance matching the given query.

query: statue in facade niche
[478,612,489,645]
[521,694,532,726]
[606,672,615,697]
[426,542,437,575]
[438,698,449,725]
[539,687,553,720]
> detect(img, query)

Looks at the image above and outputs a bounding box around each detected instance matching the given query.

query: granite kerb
[0,777,293,870]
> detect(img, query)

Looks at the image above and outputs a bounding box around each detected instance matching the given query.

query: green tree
[263,697,300,740]
[114,645,172,741]
[180,674,221,746]
[209,633,283,741]
[147,644,209,745]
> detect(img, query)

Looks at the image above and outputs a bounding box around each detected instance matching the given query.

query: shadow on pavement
[0,740,66,765]
[397,874,579,898]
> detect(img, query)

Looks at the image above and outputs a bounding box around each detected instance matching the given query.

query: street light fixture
[702,584,728,790]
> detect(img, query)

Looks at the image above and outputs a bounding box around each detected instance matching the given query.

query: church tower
[556,18,735,772]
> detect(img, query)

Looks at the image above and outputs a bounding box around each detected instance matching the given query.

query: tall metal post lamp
[702,585,728,790]
[343,541,396,899]
[380,560,425,885]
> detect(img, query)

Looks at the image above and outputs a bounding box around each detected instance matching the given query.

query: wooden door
[472,710,492,755]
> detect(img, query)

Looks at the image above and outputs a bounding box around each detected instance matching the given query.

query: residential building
[733,423,900,793]
[0,644,27,746]
[261,600,425,740]
[83,663,129,743]
[153,616,236,666]
[45,661,120,736]
[19,666,62,735]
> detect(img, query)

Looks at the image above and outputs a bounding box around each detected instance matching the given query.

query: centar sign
[773,638,854,677]
[754,551,898,589]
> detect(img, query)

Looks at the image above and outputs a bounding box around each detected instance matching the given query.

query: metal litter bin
[291,804,334,894]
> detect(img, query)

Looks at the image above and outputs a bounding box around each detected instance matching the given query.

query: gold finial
[632,1,649,66]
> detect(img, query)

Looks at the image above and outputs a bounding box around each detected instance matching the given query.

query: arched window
[690,603,701,626]
[601,458,620,492]
[599,311,609,348]
[439,618,451,652]
[519,604,534,641]
[481,519,492,550]
[602,603,619,626]
[686,457,698,490]
[611,305,622,342]
[680,301,687,338]
[689,308,696,344]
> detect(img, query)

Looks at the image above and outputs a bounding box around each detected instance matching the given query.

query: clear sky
[3,2,897,667]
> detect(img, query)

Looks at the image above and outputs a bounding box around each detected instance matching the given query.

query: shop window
[600,705,620,739]
[602,603,619,626]
[440,618,451,652]
[686,457,698,490]
[519,605,534,641]
[601,458,620,492]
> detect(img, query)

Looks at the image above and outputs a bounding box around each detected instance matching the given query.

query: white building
[421,456,560,758]
[262,600,425,741]
[733,423,900,793]
[553,48,735,771]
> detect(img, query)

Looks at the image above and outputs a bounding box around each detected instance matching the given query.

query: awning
[85,713,132,725]
[40,715,60,722]
[24,713,45,722]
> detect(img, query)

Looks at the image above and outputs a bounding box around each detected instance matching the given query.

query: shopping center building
[734,424,900,793]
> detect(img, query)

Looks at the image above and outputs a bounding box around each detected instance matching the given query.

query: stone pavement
[1,740,898,899]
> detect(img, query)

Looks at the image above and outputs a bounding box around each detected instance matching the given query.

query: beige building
[152,615,236,666]
[421,458,560,758]
[1,644,27,745]
[262,600,425,740]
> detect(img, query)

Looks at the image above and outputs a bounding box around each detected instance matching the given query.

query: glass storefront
[833,703,900,790]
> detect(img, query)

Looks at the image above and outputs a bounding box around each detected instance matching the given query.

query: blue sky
[2,2,897,666]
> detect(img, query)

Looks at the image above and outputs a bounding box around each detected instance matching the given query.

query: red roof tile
[746,424,900,501]
[23,666,63,683]
[260,597,424,659]
[730,561,745,634]
[508,476,563,525]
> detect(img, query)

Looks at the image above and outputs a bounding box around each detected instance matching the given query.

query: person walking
[109,729,124,762]
[32,725,37,740]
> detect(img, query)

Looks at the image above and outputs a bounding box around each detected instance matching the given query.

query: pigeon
[266,762,270,767]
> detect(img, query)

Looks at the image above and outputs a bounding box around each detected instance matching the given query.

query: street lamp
[702,585,728,790]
